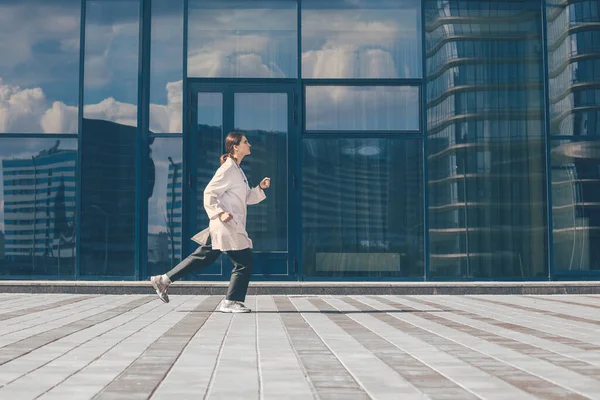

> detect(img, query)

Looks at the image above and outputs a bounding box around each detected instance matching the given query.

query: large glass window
[188,0,297,78]
[551,140,600,272]
[305,86,420,132]
[547,0,600,137]
[302,0,422,78]
[147,138,183,277]
[302,138,424,278]
[150,0,184,133]
[0,139,77,277]
[80,0,140,277]
[0,0,81,134]
[426,0,547,279]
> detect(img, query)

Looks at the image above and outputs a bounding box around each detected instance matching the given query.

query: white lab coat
[200,157,266,251]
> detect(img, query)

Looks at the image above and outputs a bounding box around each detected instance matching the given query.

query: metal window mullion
[75,0,87,280]
[135,0,151,280]
[542,0,555,280]
[421,0,430,282]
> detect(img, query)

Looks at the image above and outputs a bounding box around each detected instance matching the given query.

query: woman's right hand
[219,212,233,223]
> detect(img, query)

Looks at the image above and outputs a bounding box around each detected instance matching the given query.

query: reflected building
[79,119,138,276]
[1,142,76,275]
[302,139,424,277]
[425,0,547,278]
[548,0,600,272]
[166,160,183,264]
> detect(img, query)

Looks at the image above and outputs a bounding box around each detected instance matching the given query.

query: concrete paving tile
[2,294,600,399]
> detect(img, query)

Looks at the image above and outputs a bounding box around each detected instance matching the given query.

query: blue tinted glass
[83,0,139,127]
[235,93,287,251]
[552,140,600,271]
[188,0,297,78]
[426,0,547,279]
[79,118,137,277]
[147,137,183,277]
[547,0,600,136]
[80,0,139,276]
[150,0,184,133]
[302,0,422,78]
[306,86,420,131]
[0,0,81,133]
[0,138,77,276]
[302,138,424,278]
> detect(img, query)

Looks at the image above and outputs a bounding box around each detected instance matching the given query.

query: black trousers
[165,237,253,302]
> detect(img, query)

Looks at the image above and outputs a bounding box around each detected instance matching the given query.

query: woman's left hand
[259,177,271,190]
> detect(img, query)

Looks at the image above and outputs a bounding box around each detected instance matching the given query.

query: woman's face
[235,136,251,157]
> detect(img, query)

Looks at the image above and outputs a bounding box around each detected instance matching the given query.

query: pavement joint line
[355,296,598,398]
[37,296,206,400]
[0,296,130,343]
[0,297,171,391]
[403,296,600,360]
[273,296,369,399]
[319,297,479,399]
[527,295,600,309]
[419,295,592,336]
[272,296,319,400]
[30,296,191,399]
[0,296,100,328]
[254,297,264,400]
[344,296,562,399]
[202,308,235,400]
[470,296,600,327]
[391,296,600,378]
[0,295,96,324]
[0,295,76,315]
[417,295,600,349]
[92,296,222,400]
[0,296,154,366]
[288,297,375,399]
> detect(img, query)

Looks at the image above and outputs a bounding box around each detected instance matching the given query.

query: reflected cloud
[188,34,287,78]
[302,6,421,78]
[0,77,183,133]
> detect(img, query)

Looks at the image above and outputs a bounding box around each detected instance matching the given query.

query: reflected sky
[2,0,423,135]
[0,0,80,133]
[302,0,422,78]
[187,0,297,78]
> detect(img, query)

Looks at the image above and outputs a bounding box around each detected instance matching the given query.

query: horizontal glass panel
[551,140,600,272]
[0,138,77,276]
[0,0,81,133]
[84,0,139,127]
[302,138,424,278]
[147,137,183,277]
[306,86,419,131]
[188,0,297,78]
[302,0,422,78]
[150,0,184,133]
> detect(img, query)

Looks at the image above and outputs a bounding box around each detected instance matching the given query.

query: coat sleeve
[247,186,266,205]
[203,166,232,220]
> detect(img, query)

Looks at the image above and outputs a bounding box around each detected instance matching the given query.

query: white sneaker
[150,275,171,303]
[219,300,251,313]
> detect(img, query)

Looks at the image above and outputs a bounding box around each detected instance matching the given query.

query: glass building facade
[0,0,599,281]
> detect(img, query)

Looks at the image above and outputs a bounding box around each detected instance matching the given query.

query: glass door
[185,81,297,279]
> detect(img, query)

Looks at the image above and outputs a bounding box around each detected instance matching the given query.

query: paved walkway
[0,294,599,399]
